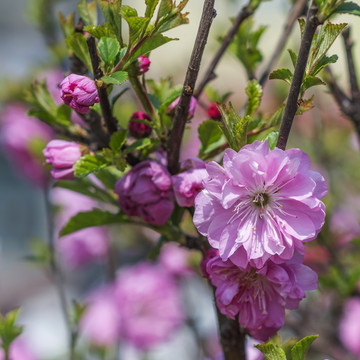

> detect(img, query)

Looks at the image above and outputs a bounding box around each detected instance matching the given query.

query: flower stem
[167,0,216,174]
[276,1,319,150]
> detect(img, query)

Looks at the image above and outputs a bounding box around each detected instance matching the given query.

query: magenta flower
[207,102,222,120]
[128,111,152,138]
[43,139,82,180]
[81,262,184,350]
[194,140,327,269]
[60,74,99,113]
[138,55,151,74]
[169,96,197,117]
[52,188,109,268]
[159,242,193,277]
[339,297,360,358]
[205,252,318,341]
[0,104,54,186]
[115,160,174,225]
[172,157,208,207]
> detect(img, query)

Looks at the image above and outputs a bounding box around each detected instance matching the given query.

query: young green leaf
[296,96,315,115]
[98,37,120,64]
[300,75,326,95]
[74,154,108,177]
[84,23,115,39]
[198,119,223,156]
[123,138,153,155]
[102,71,128,85]
[98,0,122,43]
[269,68,293,84]
[158,0,173,19]
[287,49,298,68]
[0,309,23,356]
[254,343,286,360]
[109,130,127,153]
[145,0,160,18]
[121,6,150,44]
[290,335,319,360]
[65,33,93,73]
[335,1,360,16]
[60,209,127,236]
[58,12,75,38]
[77,0,97,26]
[245,80,263,117]
[265,131,279,150]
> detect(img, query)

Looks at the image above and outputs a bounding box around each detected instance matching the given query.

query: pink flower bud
[60,74,99,113]
[207,102,221,120]
[128,111,152,138]
[114,161,174,225]
[168,96,197,117]
[138,55,151,74]
[43,139,82,180]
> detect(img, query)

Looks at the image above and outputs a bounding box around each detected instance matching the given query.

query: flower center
[252,192,269,208]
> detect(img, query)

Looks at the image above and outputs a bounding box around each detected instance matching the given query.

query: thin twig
[87,36,118,135]
[259,0,307,86]
[167,0,216,175]
[194,2,253,99]
[276,1,319,150]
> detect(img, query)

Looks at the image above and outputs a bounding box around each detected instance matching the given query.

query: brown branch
[276,1,319,150]
[259,0,307,86]
[167,0,216,174]
[194,2,254,99]
[87,36,118,135]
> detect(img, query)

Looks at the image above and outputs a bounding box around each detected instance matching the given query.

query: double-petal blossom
[194,140,327,268]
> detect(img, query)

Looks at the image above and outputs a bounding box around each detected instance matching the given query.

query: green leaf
[290,335,318,360]
[301,75,325,95]
[298,18,306,38]
[245,80,263,117]
[296,96,315,115]
[128,33,176,63]
[264,131,279,150]
[74,154,108,177]
[0,309,23,355]
[157,10,189,33]
[145,0,160,18]
[198,119,223,156]
[60,209,127,236]
[335,1,360,16]
[269,68,293,84]
[58,12,75,38]
[98,0,122,43]
[98,37,120,63]
[120,6,150,44]
[102,71,128,85]
[65,33,93,73]
[158,0,173,19]
[158,86,183,117]
[109,130,127,152]
[25,238,51,265]
[84,23,115,39]
[307,22,347,75]
[311,54,338,76]
[254,343,286,360]
[77,0,97,26]
[287,49,298,68]
[123,138,153,155]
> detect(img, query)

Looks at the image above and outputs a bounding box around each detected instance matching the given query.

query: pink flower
[0,104,54,186]
[52,188,109,268]
[81,262,184,350]
[0,337,36,360]
[115,161,174,225]
[128,111,152,138]
[339,297,360,358]
[194,140,327,269]
[207,103,221,120]
[60,74,99,113]
[138,55,151,74]
[43,140,82,180]
[159,242,193,277]
[172,158,208,207]
[205,252,317,341]
[169,96,197,117]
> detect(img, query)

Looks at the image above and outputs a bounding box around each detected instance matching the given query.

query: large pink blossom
[80,262,184,350]
[205,252,318,341]
[194,140,327,268]
[339,297,360,358]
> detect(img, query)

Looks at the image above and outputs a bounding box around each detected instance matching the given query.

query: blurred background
[0,0,360,359]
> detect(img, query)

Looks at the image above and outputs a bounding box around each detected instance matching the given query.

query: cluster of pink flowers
[194,140,327,340]
[80,261,185,350]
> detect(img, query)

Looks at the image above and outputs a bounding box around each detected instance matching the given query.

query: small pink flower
[169,96,197,117]
[138,55,151,74]
[194,140,327,269]
[206,252,317,341]
[128,111,152,138]
[172,158,208,207]
[60,74,99,113]
[207,103,221,120]
[115,161,174,225]
[43,140,82,180]
[339,297,360,358]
